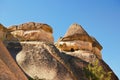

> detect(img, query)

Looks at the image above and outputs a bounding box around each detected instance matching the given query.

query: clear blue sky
[0,0,120,78]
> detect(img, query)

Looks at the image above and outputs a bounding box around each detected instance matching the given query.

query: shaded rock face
[99,60,119,80]
[0,40,27,80]
[0,24,7,41]
[0,24,27,80]
[0,58,18,80]
[0,22,119,80]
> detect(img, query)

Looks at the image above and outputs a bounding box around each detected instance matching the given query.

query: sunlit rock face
[0,22,118,80]
[16,42,74,80]
[56,23,103,62]
[7,22,54,43]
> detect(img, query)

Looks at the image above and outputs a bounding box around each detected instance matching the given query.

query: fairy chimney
[56,23,102,60]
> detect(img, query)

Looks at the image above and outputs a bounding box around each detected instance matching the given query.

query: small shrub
[83,59,112,80]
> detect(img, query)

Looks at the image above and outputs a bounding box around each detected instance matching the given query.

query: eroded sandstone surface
[55,23,102,60]
[0,24,27,80]
[0,22,118,80]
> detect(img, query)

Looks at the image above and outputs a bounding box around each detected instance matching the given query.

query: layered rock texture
[6,22,53,43]
[0,24,27,80]
[0,22,119,80]
[55,23,102,62]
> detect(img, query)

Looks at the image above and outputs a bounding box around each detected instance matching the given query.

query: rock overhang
[1,22,54,43]
[56,23,103,59]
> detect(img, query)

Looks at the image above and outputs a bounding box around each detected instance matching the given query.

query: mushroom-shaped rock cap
[62,23,93,42]
[7,22,54,43]
[8,22,53,33]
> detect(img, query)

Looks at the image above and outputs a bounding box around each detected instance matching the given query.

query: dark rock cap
[62,23,93,42]
[64,23,88,37]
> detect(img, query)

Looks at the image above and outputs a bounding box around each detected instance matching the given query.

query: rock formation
[0,22,118,80]
[16,42,76,80]
[55,23,118,80]
[0,24,27,80]
[55,23,102,62]
[0,24,7,41]
[7,22,53,43]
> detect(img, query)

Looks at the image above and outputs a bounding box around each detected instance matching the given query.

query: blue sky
[0,0,120,78]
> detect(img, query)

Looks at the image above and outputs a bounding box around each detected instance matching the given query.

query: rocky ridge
[0,22,119,80]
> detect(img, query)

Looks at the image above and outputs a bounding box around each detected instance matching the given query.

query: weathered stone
[7,25,18,32]
[63,23,93,42]
[0,24,18,41]
[35,23,53,33]
[91,36,102,50]
[64,23,88,37]
[12,41,118,80]
[0,24,7,41]
[0,58,18,80]
[91,37,102,59]
[56,40,92,52]
[0,24,7,32]
[62,50,96,62]
[99,59,119,80]
[7,22,54,43]
[56,23,102,59]
[16,42,75,80]
[5,32,18,41]
[0,22,118,80]
[10,30,53,43]
[0,40,27,80]
[8,22,53,33]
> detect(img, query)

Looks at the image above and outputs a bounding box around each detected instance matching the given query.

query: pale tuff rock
[7,22,54,43]
[8,22,53,33]
[16,42,76,80]
[0,22,118,80]
[10,29,53,42]
[56,40,93,51]
[56,23,102,59]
